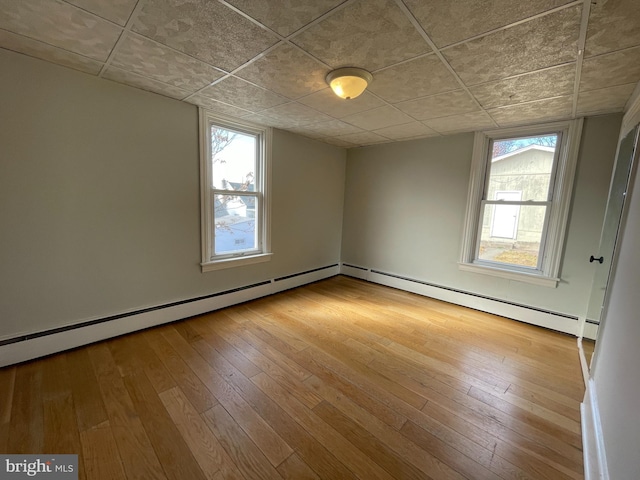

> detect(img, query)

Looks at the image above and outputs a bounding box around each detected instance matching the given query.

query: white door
[491,191,521,239]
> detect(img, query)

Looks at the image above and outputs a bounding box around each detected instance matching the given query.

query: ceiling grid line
[283,0,357,40]
[181,1,357,111]
[371,51,436,74]
[97,0,147,77]
[58,0,131,28]
[470,61,578,88]
[571,0,593,116]
[181,41,286,102]
[0,27,98,62]
[216,0,286,40]
[393,0,499,128]
[440,0,583,51]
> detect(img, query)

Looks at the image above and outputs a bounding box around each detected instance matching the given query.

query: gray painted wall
[592,133,640,480]
[341,114,622,318]
[0,49,346,340]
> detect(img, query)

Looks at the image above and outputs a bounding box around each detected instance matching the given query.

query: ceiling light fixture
[326,67,373,100]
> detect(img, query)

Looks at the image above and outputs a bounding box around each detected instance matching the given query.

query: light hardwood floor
[0,275,585,479]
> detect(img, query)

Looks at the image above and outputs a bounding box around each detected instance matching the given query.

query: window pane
[488,135,557,201]
[214,194,257,255]
[211,126,256,192]
[477,204,547,268]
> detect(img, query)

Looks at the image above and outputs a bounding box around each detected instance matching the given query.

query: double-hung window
[200,110,271,272]
[459,120,583,287]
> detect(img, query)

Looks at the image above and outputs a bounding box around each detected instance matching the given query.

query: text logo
[1,456,77,479]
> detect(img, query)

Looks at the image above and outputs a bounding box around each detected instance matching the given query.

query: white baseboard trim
[577,337,590,387]
[0,264,339,368]
[577,315,597,386]
[340,264,579,336]
[583,322,599,340]
[582,379,610,480]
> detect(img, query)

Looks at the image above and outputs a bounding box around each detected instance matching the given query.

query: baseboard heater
[0,281,274,349]
[341,263,580,337]
[582,319,600,340]
[273,264,339,282]
[0,264,339,367]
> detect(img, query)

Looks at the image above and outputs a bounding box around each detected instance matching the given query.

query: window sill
[458,262,559,288]
[201,253,272,272]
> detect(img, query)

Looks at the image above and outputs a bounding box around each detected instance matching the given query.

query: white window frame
[459,119,583,287]
[199,109,272,272]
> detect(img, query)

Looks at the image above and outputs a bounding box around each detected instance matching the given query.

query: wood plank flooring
[0,276,586,479]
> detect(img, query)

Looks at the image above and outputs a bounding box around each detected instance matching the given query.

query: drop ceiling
[1,0,639,147]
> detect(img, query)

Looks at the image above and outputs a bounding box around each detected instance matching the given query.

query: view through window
[210,126,259,257]
[476,134,559,270]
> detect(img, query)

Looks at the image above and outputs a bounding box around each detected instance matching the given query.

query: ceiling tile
[368,54,460,103]
[404,0,573,48]
[198,76,288,111]
[395,90,479,121]
[443,6,581,85]
[225,0,344,37]
[3,0,638,143]
[185,94,253,118]
[65,0,137,26]
[297,88,385,118]
[322,137,357,148]
[585,0,640,57]
[488,96,573,127]
[284,128,324,140]
[577,83,636,115]
[580,46,640,92]
[342,105,415,130]
[102,66,191,100]
[291,0,431,71]
[0,29,103,74]
[470,64,575,108]
[132,0,279,72]
[242,112,299,129]
[423,111,496,134]
[373,122,437,140]
[254,102,334,127]
[0,0,122,61]
[334,131,388,146]
[290,119,363,138]
[235,44,328,99]
[110,33,223,91]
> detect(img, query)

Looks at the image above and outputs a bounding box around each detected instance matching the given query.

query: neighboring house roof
[218,181,256,210]
[227,182,255,193]
[227,181,255,209]
[492,145,555,163]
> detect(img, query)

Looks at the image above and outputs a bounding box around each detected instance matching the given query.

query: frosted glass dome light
[326,67,373,100]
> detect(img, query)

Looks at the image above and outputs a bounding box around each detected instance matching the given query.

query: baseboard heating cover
[0,264,339,367]
[340,263,579,336]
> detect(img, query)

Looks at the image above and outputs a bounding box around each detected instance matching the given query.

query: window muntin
[200,111,271,271]
[459,120,583,286]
